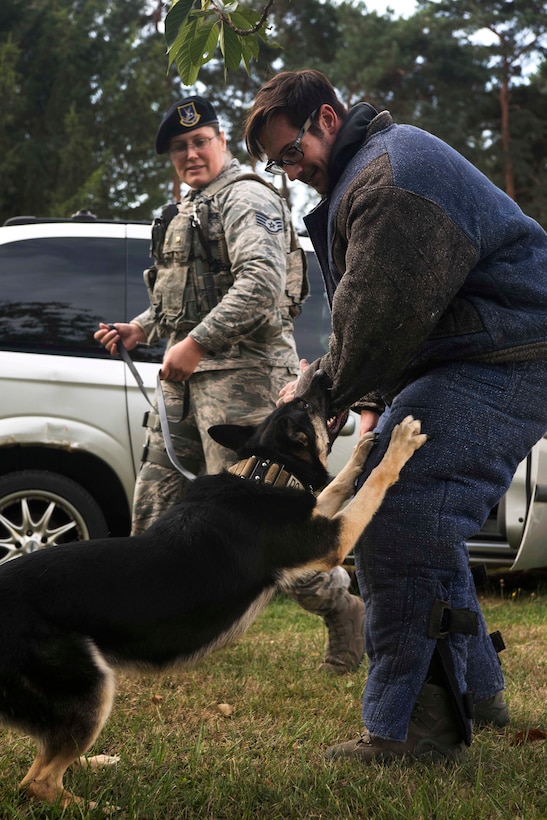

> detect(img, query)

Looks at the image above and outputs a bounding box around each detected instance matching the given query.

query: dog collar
[228,456,312,493]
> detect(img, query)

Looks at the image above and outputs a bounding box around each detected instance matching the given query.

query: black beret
[155,96,219,154]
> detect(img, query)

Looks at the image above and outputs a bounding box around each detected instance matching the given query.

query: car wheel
[0,470,108,566]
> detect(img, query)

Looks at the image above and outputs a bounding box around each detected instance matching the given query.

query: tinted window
[0,236,126,356]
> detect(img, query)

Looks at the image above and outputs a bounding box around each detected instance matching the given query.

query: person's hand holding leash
[94,322,145,357]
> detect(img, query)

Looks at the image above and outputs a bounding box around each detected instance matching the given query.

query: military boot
[325,683,467,763]
[319,589,366,674]
[287,568,365,674]
[474,692,510,728]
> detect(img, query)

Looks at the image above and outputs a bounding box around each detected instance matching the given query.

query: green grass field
[1,578,545,819]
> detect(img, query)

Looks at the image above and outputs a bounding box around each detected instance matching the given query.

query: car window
[0,236,126,356]
[0,234,165,361]
[294,252,331,362]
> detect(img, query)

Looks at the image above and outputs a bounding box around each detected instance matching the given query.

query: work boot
[287,568,365,674]
[320,590,366,674]
[474,692,510,728]
[325,683,467,764]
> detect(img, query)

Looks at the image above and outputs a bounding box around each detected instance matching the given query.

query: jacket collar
[327,105,391,193]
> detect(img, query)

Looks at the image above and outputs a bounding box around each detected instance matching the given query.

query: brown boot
[320,590,365,675]
[326,683,467,763]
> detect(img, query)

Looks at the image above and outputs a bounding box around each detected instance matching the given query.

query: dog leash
[109,326,196,482]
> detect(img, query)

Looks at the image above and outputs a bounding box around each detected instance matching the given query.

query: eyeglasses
[265,109,318,175]
[168,136,217,156]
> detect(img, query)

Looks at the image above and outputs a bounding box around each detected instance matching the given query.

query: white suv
[0,216,546,572]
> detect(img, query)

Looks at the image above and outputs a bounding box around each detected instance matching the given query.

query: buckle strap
[427,599,479,640]
[489,629,506,655]
[142,409,190,435]
[141,444,175,470]
[471,563,488,588]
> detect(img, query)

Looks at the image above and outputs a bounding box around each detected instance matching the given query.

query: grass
[1,578,546,819]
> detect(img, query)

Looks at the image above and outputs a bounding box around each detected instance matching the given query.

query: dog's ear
[208,423,257,452]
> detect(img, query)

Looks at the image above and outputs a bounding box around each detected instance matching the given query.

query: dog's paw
[352,431,377,466]
[390,416,427,456]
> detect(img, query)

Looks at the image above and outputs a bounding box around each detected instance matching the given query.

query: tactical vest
[144,174,308,335]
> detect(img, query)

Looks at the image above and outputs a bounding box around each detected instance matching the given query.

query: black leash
[109,327,196,482]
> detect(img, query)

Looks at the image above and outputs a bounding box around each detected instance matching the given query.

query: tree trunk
[499,52,515,200]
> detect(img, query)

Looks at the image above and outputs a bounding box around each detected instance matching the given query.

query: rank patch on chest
[256,212,283,234]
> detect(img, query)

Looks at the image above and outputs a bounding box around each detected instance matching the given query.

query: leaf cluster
[165,0,278,85]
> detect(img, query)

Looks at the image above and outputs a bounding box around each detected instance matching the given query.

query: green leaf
[165,0,196,50]
[166,18,196,69]
[230,7,263,30]
[171,17,222,85]
[203,21,221,62]
[188,20,216,65]
[165,0,281,83]
[219,22,243,71]
[240,38,257,73]
[175,37,202,87]
[170,19,200,81]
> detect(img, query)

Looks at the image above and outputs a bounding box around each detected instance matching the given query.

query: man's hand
[160,337,207,382]
[277,358,309,405]
[360,409,380,437]
[94,322,145,356]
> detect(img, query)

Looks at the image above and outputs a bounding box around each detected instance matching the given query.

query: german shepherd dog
[0,372,426,808]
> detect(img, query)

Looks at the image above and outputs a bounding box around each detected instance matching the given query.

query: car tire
[0,470,108,566]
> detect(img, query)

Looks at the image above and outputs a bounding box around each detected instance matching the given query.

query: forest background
[1,0,546,230]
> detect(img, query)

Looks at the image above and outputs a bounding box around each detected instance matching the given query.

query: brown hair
[244,69,347,160]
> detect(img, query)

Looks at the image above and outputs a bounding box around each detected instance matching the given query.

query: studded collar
[228,455,313,493]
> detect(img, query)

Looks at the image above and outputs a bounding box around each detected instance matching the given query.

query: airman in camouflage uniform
[95,96,364,674]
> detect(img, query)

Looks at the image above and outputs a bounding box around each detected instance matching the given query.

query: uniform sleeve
[130,306,161,344]
[188,181,287,352]
[307,183,478,412]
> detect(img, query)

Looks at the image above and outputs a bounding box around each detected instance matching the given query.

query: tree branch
[209,0,275,36]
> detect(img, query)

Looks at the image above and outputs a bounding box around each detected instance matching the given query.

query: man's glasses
[169,136,217,156]
[265,109,318,175]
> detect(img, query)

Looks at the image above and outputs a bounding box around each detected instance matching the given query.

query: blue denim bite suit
[300,103,547,743]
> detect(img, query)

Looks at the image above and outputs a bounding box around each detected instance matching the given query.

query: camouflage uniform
[131,157,302,530]
[131,156,364,673]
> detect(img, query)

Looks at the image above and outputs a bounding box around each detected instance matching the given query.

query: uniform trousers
[132,365,296,534]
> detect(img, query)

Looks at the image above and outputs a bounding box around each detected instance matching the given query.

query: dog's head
[209,371,348,491]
